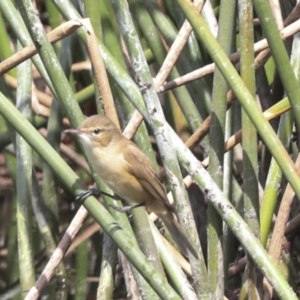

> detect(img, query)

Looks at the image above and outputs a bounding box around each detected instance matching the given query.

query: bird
[65,115,198,258]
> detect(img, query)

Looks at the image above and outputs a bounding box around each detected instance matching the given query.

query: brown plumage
[67,115,198,258]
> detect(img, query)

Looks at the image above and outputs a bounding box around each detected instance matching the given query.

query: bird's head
[65,115,121,147]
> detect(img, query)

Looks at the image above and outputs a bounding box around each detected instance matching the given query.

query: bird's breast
[90,146,150,204]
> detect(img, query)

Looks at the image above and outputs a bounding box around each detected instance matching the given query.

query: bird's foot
[76,188,115,204]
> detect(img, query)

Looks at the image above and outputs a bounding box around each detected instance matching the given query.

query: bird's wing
[124,142,174,211]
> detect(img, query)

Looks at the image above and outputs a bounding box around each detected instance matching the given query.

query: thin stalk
[99,0,136,125]
[119,252,142,300]
[269,0,284,29]
[107,194,161,299]
[202,0,218,37]
[45,0,62,52]
[0,73,20,294]
[15,43,35,298]
[84,0,102,40]
[131,207,164,275]
[75,239,88,300]
[207,0,236,297]
[42,36,72,237]
[260,112,292,247]
[5,157,19,286]
[239,0,261,298]
[129,205,165,292]
[263,154,300,298]
[150,222,198,300]
[84,0,104,114]
[45,0,62,29]
[223,107,235,284]
[97,234,118,299]
[31,172,69,299]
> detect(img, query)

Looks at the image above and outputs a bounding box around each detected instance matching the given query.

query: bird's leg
[76,186,116,204]
[109,202,145,213]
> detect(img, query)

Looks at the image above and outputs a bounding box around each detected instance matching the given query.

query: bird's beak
[64,128,83,135]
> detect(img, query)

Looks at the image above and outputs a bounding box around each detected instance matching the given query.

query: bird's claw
[76,188,117,204]
[76,187,100,204]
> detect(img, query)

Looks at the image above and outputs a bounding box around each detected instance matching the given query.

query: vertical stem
[260,113,292,247]
[239,0,260,298]
[97,234,118,299]
[223,106,235,284]
[207,0,236,297]
[16,42,35,298]
[5,156,19,286]
[75,240,89,300]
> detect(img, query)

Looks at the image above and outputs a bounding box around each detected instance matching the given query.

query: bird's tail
[162,213,198,259]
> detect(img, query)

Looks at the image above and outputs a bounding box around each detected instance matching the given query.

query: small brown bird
[65,115,198,258]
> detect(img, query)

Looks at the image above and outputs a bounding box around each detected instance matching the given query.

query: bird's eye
[93,128,101,135]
